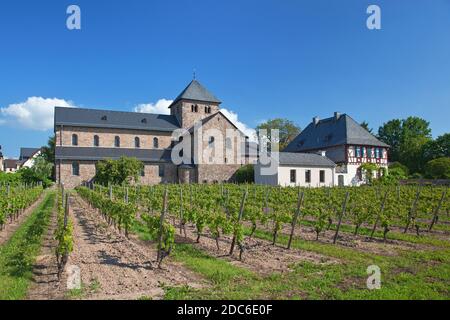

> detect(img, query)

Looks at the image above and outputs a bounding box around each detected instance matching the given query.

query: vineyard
[0,184,43,232]
[77,183,449,255]
[1,183,449,300]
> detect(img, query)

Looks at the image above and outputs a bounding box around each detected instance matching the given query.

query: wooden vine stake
[404,188,421,233]
[370,191,388,239]
[156,187,168,264]
[429,190,446,231]
[287,189,304,250]
[229,189,247,257]
[333,192,350,244]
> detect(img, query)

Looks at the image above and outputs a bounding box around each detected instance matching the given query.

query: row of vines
[0,183,44,231]
[76,183,449,265]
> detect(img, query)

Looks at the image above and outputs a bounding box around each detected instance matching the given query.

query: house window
[135,137,140,148]
[114,136,120,147]
[72,134,78,146]
[72,162,80,176]
[153,137,159,149]
[305,170,311,183]
[290,170,296,183]
[355,146,361,158]
[158,164,164,177]
[367,147,372,158]
[93,135,100,147]
[375,148,381,159]
[320,170,325,183]
[361,147,366,158]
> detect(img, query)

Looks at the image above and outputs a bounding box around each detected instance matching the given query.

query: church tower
[169,80,221,129]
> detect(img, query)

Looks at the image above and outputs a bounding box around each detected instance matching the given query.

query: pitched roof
[169,80,221,107]
[54,107,180,132]
[284,114,389,152]
[4,159,19,169]
[277,152,335,167]
[55,147,172,162]
[19,147,41,160]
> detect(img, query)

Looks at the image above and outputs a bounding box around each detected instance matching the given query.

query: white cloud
[1,97,76,131]
[134,99,173,115]
[220,108,257,142]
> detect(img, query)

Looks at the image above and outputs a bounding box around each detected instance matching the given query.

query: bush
[94,157,144,185]
[235,165,254,183]
[424,157,450,179]
[389,162,409,176]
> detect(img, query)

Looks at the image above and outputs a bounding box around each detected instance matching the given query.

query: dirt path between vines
[0,191,47,247]
[170,221,339,276]
[68,194,204,300]
[27,196,66,300]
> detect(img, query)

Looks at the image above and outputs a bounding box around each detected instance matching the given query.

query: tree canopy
[256,118,301,151]
[94,157,144,185]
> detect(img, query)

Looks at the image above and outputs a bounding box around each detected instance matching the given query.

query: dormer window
[101,115,107,121]
[141,118,147,124]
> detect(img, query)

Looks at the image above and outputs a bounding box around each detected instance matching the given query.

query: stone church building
[55,80,256,188]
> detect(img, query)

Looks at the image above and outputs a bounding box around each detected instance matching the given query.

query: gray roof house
[284,113,389,153]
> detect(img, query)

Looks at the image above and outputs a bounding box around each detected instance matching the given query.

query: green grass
[131,211,450,300]
[0,191,55,300]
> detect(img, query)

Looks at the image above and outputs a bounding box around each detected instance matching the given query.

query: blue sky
[0,0,449,158]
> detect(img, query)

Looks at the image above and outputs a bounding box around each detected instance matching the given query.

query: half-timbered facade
[284,112,389,186]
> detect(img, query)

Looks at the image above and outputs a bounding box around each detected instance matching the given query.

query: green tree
[388,162,409,176]
[377,119,403,162]
[422,133,450,163]
[41,136,55,163]
[235,164,254,183]
[424,157,450,179]
[94,157,144,185]
[256,118,300,151]
[360,121,373,134]
[378,117,432,173]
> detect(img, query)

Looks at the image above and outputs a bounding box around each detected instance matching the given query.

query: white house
[18,147,42,168]
[254,152,336,187]
[284,113,389,186]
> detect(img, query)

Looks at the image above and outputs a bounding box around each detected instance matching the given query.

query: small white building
[255,152,336,187]
[19,147,42,168]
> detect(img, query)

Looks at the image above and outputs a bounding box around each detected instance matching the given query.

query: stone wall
[56,126,173,149]
[57,160,178,189]
[171,100,220,129]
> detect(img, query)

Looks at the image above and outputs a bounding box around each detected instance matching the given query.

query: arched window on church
[72,134,78,146]
[115,136,120,148]
[135,137,140,148]
[153,137,159,149]
[93,135,100,147]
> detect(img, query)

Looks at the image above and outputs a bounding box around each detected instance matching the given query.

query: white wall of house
[20,150,41,168]
[255,164,335,187]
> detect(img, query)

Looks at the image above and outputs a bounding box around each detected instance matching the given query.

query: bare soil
[0,191,46,246]
[172,222,338,276]
[67,195,204,300]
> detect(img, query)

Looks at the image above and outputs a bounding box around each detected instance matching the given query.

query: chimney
[313,116,320,125]
[334,112,341,121]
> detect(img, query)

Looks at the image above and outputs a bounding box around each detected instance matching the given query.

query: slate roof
[19,148,41,160]
[55,147,172,162]
[54,107,180,132]
[276,152,335,167]
[284,114,389,152]
[169,80,221,107]
[4,159,19,169]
